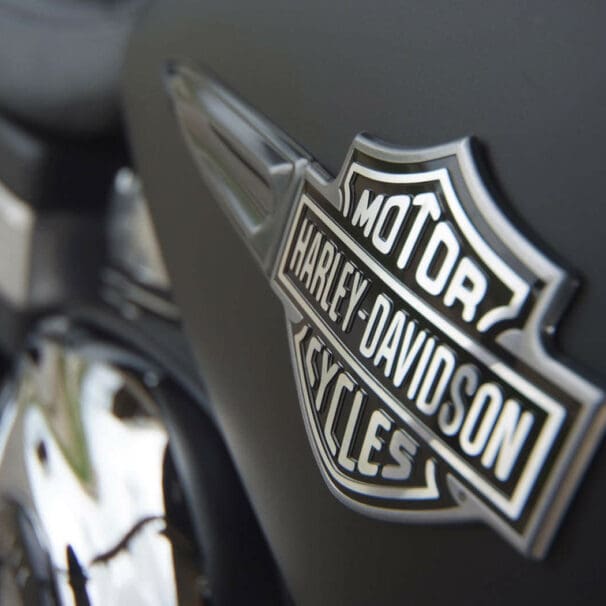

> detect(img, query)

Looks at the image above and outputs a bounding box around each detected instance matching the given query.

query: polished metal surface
[0,337,205,605]
[105,168,179,320]
[167,64,309,273]
[108,168,171,292]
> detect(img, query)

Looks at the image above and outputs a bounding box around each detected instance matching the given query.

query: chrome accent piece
[0,338,205,605]
[166,64,310,273]
[106,169,178,321]
[272,134,605,558]
[108,168,171,292]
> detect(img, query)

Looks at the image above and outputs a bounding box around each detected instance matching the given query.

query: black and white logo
[273,135,605,558]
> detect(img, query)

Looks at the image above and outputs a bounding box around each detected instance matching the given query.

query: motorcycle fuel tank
[123,2,606,603]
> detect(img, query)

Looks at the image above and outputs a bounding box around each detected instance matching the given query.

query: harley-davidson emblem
[273,135,605,558]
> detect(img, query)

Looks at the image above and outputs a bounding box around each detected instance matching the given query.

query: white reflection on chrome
[0,341,180,605]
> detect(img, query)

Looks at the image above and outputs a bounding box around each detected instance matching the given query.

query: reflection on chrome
[0,339,205,605]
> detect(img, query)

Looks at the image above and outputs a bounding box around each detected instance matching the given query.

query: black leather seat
[0,0,147,137]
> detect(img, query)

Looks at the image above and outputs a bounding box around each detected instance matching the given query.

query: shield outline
[272,134,606,558]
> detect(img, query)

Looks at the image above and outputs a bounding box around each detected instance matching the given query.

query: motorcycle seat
[0,0,147,137]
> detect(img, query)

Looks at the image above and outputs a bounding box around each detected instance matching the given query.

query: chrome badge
[167,65,604,558]
[273,135,605,558]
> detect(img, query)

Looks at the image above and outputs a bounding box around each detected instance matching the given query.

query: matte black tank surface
[123,2,606,604]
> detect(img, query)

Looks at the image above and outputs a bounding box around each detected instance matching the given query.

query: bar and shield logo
[273,135,605,558]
